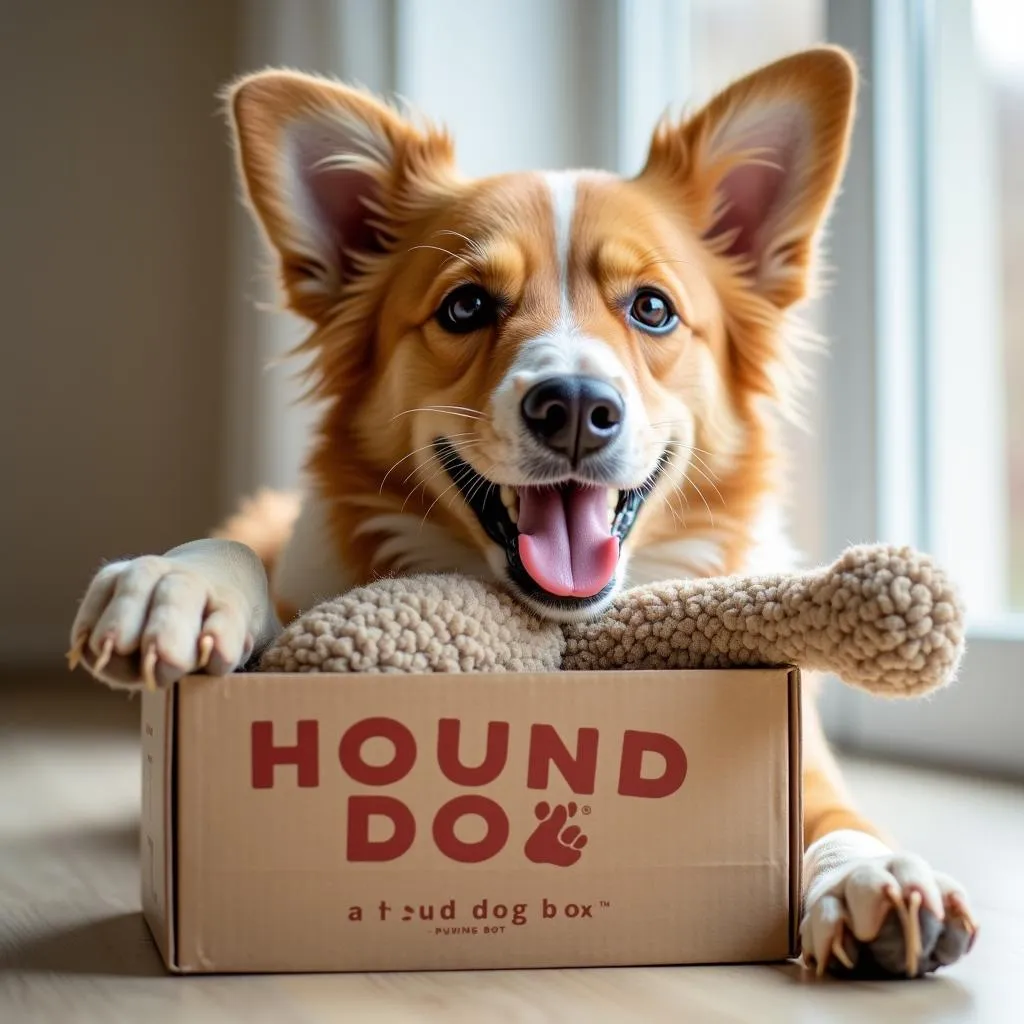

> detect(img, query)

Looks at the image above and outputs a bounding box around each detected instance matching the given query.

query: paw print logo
[523,801,589,867]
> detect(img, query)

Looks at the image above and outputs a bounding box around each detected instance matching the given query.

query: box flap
[787,668,803,957]
[140,686,177,971]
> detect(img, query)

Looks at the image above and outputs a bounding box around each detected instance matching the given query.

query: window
[976,0,1024,609]
[818,0,1024,773]
[243,0,1021,773]
[687,0,824,96]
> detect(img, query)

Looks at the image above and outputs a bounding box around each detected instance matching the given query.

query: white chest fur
[271,491,354,613]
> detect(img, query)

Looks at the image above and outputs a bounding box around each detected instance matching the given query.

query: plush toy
[261,543,965,697]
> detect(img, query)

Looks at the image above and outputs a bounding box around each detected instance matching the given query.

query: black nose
[520,375,625,463]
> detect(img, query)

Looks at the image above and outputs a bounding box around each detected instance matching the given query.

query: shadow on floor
[770,956,977,1018]
[4,815,140,860]
[0,670,140,737]
[1,911,166,977]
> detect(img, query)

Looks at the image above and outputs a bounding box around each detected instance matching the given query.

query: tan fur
[211,489,300,578]
[802,702,886,846]
[220,49,870,854]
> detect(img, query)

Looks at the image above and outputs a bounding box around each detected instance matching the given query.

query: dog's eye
[436,284,498,334]
[628,289,677,334]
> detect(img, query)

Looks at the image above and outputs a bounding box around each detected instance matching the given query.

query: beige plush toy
[261,543,965,698]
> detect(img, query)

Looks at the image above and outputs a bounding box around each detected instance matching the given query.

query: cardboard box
[141,668,801,973]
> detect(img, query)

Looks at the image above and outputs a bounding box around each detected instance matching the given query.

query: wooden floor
[2,673,1022,1023]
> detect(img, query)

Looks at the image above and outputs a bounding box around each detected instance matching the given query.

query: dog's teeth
[501,485,519,525]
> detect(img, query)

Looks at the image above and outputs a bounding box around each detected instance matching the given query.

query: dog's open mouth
[433,438,665,608]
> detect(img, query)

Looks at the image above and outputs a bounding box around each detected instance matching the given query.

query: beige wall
[1,1,240,664]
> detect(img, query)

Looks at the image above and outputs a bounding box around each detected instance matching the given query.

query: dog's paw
[68,555,255,689]
[801,831,978,979]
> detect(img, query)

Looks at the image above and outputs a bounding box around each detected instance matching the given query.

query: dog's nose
[520,375,624,463]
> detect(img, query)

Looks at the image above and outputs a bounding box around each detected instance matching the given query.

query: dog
[69,47,976,977]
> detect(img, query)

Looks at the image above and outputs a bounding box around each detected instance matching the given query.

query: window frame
[818,0,1024,775]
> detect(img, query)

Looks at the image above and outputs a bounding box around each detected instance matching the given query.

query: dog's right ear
[228,70,456,321]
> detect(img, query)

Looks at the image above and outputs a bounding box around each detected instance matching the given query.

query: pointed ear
[227,70,456,320]
[639,47,857,308]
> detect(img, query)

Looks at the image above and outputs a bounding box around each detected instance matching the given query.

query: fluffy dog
[70,48,976,977]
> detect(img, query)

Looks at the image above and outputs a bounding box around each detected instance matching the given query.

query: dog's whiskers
[658,444,696,529]
[676,451,726,507]
[401,441,485,509]
[660,444,717,528]
[688,464,725,509]
[649,423,718,458]
[658,473,687,529]
[409,447,472,520]
[640,470,683,529]
[682,473,716,528]
[464,462,493,510]
[660,436,726,510]
[379,432,476,493]
[434,229,488,263]
[453,462,497,521]
[397,438,479,498]
[406,244,473,269]
[402,439,484,486]
[435,228,480,247]
[391,405,491,424]
[421,460,492,531]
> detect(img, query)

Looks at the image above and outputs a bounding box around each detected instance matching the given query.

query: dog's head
[229,49,856,620]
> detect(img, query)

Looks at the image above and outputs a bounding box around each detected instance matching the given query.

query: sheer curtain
[221,1,397,510]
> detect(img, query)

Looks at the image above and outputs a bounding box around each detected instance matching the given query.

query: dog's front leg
[800,700,977,977]
[68,539,281,689]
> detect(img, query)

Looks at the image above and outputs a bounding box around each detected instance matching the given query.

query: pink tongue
[517,486,619,598]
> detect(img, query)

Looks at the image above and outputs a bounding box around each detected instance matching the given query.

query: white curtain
[221,1,399,508]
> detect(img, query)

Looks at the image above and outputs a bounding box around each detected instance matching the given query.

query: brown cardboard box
[141,668,801,973]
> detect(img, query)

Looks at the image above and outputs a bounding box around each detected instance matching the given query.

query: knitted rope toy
[261,543,965,697]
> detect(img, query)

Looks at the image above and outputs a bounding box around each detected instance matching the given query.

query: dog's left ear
[639,47,857,309]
